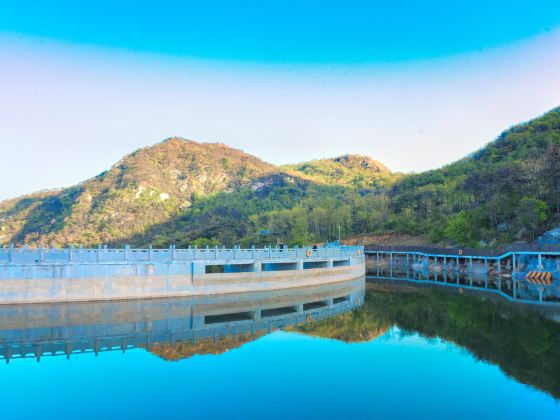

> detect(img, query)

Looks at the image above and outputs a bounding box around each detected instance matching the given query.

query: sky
[1,1,560,200]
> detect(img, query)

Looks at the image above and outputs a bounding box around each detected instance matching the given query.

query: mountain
[1,106,559,248]
[0,138,391,247]
[387,107,560,246]
[284,154,393,188]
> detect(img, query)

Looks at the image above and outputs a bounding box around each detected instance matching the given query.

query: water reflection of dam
[0,278,365,363]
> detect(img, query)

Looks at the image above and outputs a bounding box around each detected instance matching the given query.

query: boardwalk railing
[0,245,363,265]
[364,243,560,257]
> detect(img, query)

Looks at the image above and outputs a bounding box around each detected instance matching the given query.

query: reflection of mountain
[300,284,560,399]
[147,331,266,361]
[294,311,390,342]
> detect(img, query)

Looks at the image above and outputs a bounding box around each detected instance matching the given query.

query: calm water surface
[0,280,558,420]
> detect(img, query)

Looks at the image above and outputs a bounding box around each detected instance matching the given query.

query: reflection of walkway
[0,278,365,363]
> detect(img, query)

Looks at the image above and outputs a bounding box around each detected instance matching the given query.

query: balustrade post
[251,245,255,259]
[148,244,153,261]
[194,245,198,260]
[8,244,14,263]
[98,244,102,262]
[215,245,218,260]
[39,244,45,263]
[69,245,74,262]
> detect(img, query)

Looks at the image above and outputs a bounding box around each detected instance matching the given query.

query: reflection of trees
[303,285,560,399]
[143,285,560,399]
[294,310,391,342]
[147,331,265,362]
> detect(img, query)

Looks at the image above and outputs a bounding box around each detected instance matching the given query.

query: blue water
[1,327,558,420]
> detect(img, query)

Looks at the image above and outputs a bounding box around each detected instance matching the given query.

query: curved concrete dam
[0,245,365,304]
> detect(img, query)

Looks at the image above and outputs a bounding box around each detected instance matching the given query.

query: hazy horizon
[1,1,560,200]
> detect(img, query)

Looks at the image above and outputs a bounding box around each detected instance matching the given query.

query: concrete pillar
[326,298,334,307]
[295,303,303,314]
[327,259,334,268]
[252,309,261,321]
[538,287,544,304]
[191,315,205,329]
[296,260,304,270]
[253,261,262,273]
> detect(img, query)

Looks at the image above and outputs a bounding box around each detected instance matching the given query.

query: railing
[364,243,560,257]
[0,245,363,265]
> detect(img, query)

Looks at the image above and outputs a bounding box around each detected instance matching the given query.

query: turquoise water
[0,282,559,419]
[1,329,558,420]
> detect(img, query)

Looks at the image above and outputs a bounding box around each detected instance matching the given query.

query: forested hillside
[387,107,560,246]
[0,107,559,248]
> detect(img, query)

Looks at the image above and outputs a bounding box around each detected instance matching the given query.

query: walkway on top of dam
[0,245,364,265]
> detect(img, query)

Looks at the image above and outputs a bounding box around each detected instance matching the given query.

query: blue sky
[1,1,560,200]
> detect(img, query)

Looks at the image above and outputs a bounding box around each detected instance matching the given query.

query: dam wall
[0,245,365,304]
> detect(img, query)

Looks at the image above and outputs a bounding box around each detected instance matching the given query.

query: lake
[0,279,558,420]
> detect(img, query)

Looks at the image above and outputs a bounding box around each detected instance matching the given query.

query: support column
[538,253,543,270]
